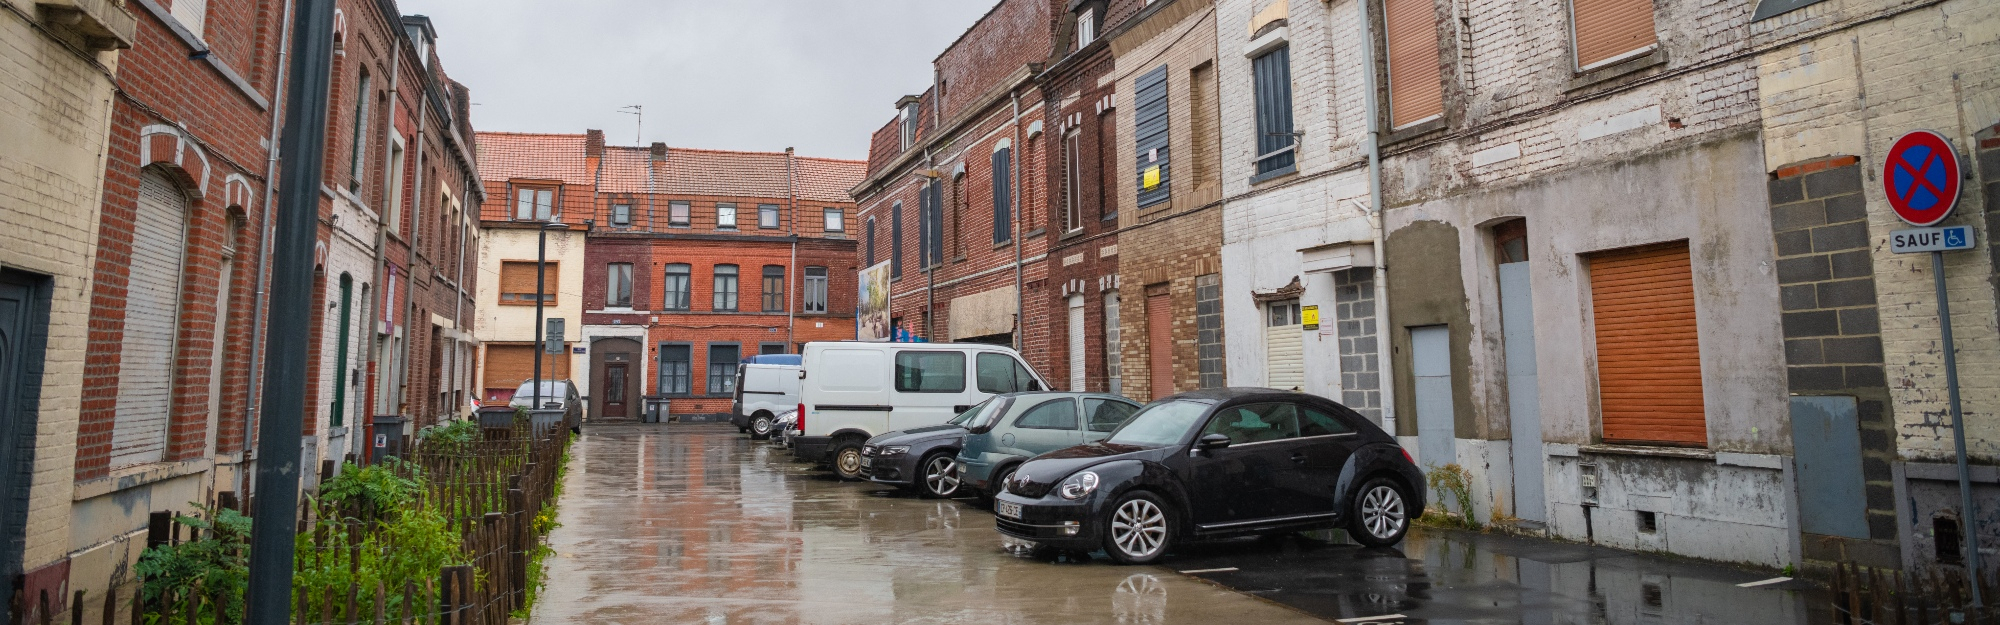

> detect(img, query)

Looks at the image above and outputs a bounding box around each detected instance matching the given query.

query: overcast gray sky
[397,1,997,161]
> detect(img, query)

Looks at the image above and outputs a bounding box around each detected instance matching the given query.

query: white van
[731,358,802,440]
[795,342,1048,479]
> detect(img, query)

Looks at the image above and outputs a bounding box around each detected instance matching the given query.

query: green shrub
[135,506,251,624]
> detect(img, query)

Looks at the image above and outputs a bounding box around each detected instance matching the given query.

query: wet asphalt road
[530,424,1826,624]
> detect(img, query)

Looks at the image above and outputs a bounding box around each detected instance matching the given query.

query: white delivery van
[731,356,802,440]
[795,342,1048,479]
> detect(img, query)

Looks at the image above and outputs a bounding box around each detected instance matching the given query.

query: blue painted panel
[1501,262,1545,522]
[1411,325,1456,473]
[1792,395,1868,539]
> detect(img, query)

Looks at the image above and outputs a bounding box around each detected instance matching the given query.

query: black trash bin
[370,415,408,463]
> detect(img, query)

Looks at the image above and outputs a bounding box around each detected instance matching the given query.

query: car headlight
[1058,471,1100,500]
[881,445,911,457]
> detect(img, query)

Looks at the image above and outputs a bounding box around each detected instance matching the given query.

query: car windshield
[1103,400,1211,447]
[949,396,1011,426]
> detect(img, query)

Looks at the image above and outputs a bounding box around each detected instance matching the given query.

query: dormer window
[900,102,920,151]
[1076,8,1096,48]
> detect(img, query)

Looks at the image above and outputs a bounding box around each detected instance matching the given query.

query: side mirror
[1197,433,1232,450]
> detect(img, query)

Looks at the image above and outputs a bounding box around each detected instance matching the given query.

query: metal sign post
[1884,129,1980,599]
[245,0,338,620]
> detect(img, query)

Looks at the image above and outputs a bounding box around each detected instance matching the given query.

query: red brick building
[474,131,863,421]
[852,0,1142,394]
[852,0,1057,375]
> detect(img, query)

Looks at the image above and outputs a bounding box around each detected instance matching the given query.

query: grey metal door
[1,270,45,598]
[1792,395,1868,538]
[1500,262,1545,522]
[1410,325,1456,471]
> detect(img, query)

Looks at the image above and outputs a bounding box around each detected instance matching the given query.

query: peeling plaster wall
[1385,135,1795,566]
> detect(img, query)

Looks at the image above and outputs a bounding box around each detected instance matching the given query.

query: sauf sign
[1881,129,1984,593]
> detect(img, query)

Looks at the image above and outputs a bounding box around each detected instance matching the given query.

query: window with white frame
[804,266,828,313]
[1076,8,1096,48]
[515,186,553,221]
[1063,130,1082,232]
[824,208,845,233]
[760,204,781,229]
[669,200,690,227]
[716,202,738,229]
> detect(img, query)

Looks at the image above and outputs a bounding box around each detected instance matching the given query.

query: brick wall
[78,0,281,481]
[934,0,1055,122]
[1767,158,1900,550]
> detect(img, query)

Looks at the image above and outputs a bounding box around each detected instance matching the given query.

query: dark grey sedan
[856,398,1004,498]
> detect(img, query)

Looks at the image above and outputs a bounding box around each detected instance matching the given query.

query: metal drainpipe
[1011,89,1023,352]
[398,77,430,422]
[787,147,797,349]
[242,0,295,487]
[1356,0,1395,434]
[924,149,935,340]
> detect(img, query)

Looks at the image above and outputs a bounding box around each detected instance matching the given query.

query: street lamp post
[533,221,566,412]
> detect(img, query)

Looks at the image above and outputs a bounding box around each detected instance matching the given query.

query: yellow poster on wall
[1301,305,1319,330]
[1142,166,1160,189]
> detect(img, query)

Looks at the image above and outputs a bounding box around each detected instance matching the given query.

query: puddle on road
[1168,529,1831,624]
[537,425,1827,625]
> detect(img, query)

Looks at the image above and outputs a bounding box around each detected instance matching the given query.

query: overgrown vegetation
[1420,463,1481,529]
[132,423,570,623]
[513,432,573,619]
[135,506,251,624]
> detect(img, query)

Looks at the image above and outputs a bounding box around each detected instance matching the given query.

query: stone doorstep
[1487,517,1552,539]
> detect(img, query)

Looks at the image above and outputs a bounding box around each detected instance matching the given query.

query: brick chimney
[585,129,605,157]
[650,142,668,162]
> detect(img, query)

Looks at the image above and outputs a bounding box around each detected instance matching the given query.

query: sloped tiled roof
[595,145,864,203]
[475,132,591,185]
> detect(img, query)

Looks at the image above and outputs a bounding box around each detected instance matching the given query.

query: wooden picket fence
[1829,562,1999,625]
[8,420,569,625]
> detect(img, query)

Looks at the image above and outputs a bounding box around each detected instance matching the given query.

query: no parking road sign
[1883,130,1961,226]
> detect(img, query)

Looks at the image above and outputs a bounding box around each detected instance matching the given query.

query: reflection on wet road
[531,424,1825,624]
[530,424,1328,624]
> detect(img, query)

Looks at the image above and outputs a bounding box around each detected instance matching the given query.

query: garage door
[485,344,569,399]
[1264,299,1303,391]
[1589,242,1706,446]
[113,171,188,467]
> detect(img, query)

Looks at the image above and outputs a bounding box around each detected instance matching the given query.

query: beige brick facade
[1756,0,2000,464]
[1754,0,2000,570]
[0,0,121,592]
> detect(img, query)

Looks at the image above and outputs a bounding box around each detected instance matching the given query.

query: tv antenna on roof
[617,105,643,145]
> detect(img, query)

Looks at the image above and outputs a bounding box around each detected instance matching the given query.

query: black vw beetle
[992,388,1424,564]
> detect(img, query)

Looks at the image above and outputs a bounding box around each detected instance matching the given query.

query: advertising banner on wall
[857,261,892,342]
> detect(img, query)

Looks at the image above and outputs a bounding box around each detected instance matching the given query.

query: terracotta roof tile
[597,146,864,203]
[475,132,592,185]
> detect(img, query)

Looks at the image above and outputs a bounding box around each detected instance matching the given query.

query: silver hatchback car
[954,391,1142,500]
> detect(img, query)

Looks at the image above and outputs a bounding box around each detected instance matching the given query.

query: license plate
[860,457,873,468]
[996,501,1022,519]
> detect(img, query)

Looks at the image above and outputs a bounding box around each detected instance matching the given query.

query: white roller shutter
[1264,300,1304,391]
[114,172,187,467]
[1069,294,1086,391]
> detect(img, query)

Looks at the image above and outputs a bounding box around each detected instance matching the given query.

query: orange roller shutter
[1570,0,1656,68]
[1589,243,1706,446]
[1384,0,1444,128]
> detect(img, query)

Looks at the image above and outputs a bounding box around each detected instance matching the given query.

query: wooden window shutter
[1589,242,1705,446]
[1147,291,1174,400]
[1384,0,1445,128]
[1570,0,1656,69]
[499,261,556,303]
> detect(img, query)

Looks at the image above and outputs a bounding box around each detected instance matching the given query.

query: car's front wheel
[1103,491,1174,565]
[1349,477,1411,547]
[750,414,774,440]
[918,452,961,498]
[830,439,865,480]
